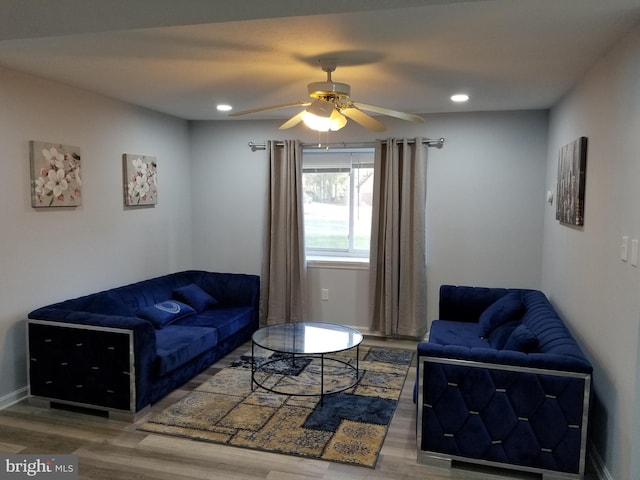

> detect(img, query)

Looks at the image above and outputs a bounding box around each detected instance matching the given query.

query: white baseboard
[588,442,613,480]
[0,386,28,410]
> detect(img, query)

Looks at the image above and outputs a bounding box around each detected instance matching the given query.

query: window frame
[301,147,375,260]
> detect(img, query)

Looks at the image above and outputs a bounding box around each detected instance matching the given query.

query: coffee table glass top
[252,321,363,355]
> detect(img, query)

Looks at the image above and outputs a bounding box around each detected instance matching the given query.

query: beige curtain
[369,138,427,337]
[260,140,306,326]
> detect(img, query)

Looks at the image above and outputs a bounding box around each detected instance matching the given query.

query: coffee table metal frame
[251,321,363,404]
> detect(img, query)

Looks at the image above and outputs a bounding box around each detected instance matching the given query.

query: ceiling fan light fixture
[329,108,347,130]
[302,109,346,132]
[302,99,347,131]
[305,99,335,118]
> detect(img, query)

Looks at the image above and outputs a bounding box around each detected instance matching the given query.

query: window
[302,147,374,259]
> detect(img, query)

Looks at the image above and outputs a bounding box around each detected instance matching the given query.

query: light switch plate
[631,239,638,267]
[621,236,629,262]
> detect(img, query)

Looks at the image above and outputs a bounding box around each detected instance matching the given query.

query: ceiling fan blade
[229,101,310,117]
[341,107,387,132]
[352,102,425,123]
[279,110,306,130]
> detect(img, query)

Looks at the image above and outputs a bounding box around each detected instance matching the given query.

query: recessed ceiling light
[216,104,233,112]
[451,94,469,103]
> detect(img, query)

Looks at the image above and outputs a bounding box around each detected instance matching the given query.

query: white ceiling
[1,0,639,122]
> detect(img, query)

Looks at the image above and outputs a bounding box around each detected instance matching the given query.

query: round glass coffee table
[251,322,363,403]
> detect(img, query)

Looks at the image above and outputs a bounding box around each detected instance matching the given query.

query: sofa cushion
[487,320,520,349]
[428,320,490,349]
[176,306,255,341]
[503,323,539,352]
[137,300,195,329]
[173,283,219,312]
[478,292,525,337]
[154,325,219,376]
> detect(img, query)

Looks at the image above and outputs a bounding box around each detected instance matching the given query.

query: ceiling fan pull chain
[315,130,331,149]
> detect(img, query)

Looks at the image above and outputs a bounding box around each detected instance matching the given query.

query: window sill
[306,256,369,270]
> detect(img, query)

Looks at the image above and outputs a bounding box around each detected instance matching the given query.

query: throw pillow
[478,291,525,337]
[172,283,219,312]
[503,323,539,353]
[137,300,195,329]
[487,321,520,350]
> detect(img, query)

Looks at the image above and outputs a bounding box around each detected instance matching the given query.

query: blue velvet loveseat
[416,285,592,480]
[27,270,259,419]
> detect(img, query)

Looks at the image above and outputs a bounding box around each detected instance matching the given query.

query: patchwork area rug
[140,346,413,468]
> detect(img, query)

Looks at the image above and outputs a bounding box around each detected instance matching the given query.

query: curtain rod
[247,138,445,152]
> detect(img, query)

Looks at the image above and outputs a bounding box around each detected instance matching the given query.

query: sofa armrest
[417,353,591,477]
[29,308,153,330]
[27,312,157,412]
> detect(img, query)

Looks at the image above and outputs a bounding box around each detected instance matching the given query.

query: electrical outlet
[321,289,329,301]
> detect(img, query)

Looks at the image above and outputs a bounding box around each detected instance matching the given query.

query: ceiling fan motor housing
[307,81,350,100]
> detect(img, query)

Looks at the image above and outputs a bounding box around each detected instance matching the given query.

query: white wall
[188,120,269,276]
[543,24,640,480]
[190,109,548,331]
[0,67,192,406]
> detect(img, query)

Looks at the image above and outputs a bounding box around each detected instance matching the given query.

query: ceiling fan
[229,59,425,132]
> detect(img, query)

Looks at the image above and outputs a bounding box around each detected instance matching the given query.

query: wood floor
[0,338,587,480]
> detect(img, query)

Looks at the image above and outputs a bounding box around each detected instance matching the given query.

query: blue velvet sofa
[27,270,259,419]
[416,285,592,480]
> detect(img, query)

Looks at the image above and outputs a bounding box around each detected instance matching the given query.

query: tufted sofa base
[417,355,591,479]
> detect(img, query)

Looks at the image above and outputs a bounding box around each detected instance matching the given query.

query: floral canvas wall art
[30,141,82,207]
[123,154,157,206]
